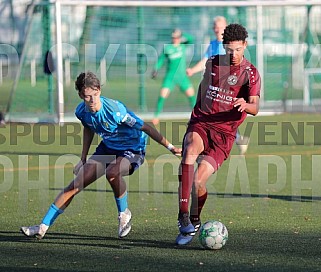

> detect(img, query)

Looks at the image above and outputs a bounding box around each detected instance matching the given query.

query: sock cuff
[181,163,194,173]
[115,191,128,201]
[42,203,64,226]
[199,191,208,201]
[115,191,128,213]
[51,203,64,214]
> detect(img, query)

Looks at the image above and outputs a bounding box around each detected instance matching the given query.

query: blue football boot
[175,217,201,245]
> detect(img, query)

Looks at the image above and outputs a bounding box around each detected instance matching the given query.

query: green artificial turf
[1,114,321,271]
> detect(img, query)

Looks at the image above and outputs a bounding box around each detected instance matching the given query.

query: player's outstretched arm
[141,122,181,155]
[152,52,166,78]
[181,33,194,44]
[186,58,207,77]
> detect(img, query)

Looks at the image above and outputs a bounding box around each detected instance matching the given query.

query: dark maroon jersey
[190,55,261,136]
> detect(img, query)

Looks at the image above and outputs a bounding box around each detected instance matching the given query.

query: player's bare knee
[194,180,206,190]
[183,145,199,161]
[106,170,120,183]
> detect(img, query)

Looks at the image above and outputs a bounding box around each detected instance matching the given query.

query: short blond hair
[213,16,227,25]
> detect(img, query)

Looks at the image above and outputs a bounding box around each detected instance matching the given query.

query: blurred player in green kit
[151,29,196,125]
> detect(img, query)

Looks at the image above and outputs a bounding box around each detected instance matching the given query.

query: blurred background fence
[1,0,321,122]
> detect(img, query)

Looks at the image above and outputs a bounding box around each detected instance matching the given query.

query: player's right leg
[21,224,49,239]
[176,161,212,245]
[176,130,205,245]
[175,219,202,246]
[20,160,104,239]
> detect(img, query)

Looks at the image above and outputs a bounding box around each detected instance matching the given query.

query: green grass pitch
[1,114,321,271]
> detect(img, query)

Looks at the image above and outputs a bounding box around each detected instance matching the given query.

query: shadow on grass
[1,229,321,272]
[1,228,321,257]
[0,230,200,251]
[32,230,321,256]
[215,192,321,202]
[49,187,321,203]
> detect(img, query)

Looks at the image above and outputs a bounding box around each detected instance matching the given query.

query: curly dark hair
[75,71,100,92]
[222,24,248,44]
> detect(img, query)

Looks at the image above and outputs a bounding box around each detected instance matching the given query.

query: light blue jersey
[204,39,225,59]
[75,97,147,151]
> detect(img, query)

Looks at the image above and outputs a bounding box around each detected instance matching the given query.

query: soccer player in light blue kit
[186,16,249,155]
[21,71,181,239]
[186,16,226,77]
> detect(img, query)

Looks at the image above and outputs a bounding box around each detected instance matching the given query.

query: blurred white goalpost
[304,68,321,105]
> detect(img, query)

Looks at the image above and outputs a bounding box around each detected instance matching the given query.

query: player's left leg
[106,156,132,238]
[184,87,196,108]
[190,161,214,220]
[180,77,196,108]
[106,151,144,238]
[235,129,250,155]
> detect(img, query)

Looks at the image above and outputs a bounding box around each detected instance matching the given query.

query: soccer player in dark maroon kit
[175,24,261,245]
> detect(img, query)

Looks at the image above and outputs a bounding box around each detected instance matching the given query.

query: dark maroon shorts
[185,123,235,172]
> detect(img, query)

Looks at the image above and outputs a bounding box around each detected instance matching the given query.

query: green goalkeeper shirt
[154,33,194,77]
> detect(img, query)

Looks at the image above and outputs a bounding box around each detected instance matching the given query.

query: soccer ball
[199,220,228,250]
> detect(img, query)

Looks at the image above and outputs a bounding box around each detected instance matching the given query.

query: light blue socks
[115,192,128,213]
[41,203,64,226]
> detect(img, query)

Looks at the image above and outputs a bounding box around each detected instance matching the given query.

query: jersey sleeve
[247,67,261,97]
[201,57,214,84]
[204,44,211,59]
[113,102,144,130]
[121,111,144,130]
[204,40,226,59]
